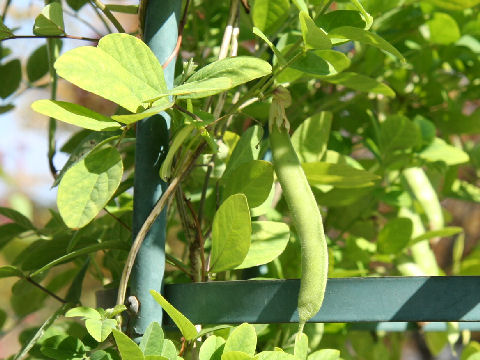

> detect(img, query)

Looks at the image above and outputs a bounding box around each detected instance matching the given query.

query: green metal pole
[130,0,181,337]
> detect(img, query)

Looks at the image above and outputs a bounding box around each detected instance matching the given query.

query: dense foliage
[1,0,480,359]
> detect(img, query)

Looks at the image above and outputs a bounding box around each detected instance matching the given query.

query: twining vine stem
[116,142,206,321]
[162,0,191,69]
[1,34,99,42]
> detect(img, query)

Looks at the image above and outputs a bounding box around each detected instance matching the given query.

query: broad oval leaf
[235,221,290,269]
[427,12,460,45]
[112,328,145,360]
[377,218,413,254]
[224,323,257,355]
[419,138,469,165]
[410,227,463,246]
[65,306,101,320]
[0,59,21,99]
[32,100,121,131]
[299,12,331,50]
[290,50,350,77]
[57,145,123,228]
[27,44,50,82]
[187,57,271,90]
[85,318,117,342]
[223,160,274,208]
[307,349,341,360]
[252,0,290,35]
[139,322,165,356]
[199,335,226,360]
[210,194,251,273]
[222,126,264,181]
[321,72,395,97]
[292,112,332,163]
[150,290,198,341]
[328,26,405,62]
[302,162,380,188]
[380,115,420,152]
[33,2,65,36]
[172,77,233,99]
[55,33,165,113]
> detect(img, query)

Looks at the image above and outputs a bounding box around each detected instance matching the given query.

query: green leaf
[53,132,119,188]
[65,259,90,302]
[290,50,350,77]
[40,335,86,360]
[294,332,308,360]
[160,124,196,181]
[33,2,65,36]
[223,352,255,360]
[0,223,26,250]
[291,0,307,13]
[427,13,460,45]
[380,115,420,152]
[67,0,88,11]
[252,0,290,35]
[223,126,264,181]
[0,59,21,99]
[236,221,290,269]
[328,26,405,62]
[65,306,101,320]
[253,27,286,65]
[111,99,173,124]
[0,308,6,330]
[425,332,448,356]
[425,0,480,10]
[157,339,176,360]
[322,72,395,97]
[255,352,296,360]
[224,323,257,356]
[419,138,469,165]
[150,290,198,341]
[27,44,50,82]
[112,328,145,360]
[307,349,340,360]
[410,227,463,246]
[55,33,166,113]
[199,335,226,360]
[210,194,251,273]
[171,78,233,99]
[292,112,332,163]
[0,19,13,39]
[302,162,380,188]
[57,145,123,228]
[299,12,331,50]
[316,10,366,32]
[349,0,373,29]
[105,304,127,318]
[0,206,35,229]
[32,100,122,131]
[90,350,115,360]
[223,160,274,208]
[377,218,413,254]
[0,265,24,279]
[187,57,271,90]
[85,318,117,342]
[140,322,164,356]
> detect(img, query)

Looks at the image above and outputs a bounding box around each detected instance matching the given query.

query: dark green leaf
[380,115,420,152]
[0,207,35,230]
[33,2,65,36]
[316,10,366,32]
[0,19,13,39]
[40,335,86,360]
[0,265,24,279]
[0,59,21,99]
[27,45,50,83]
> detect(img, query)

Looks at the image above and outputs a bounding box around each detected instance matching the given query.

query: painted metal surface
[130,0,181,336]
[163,277,480,324]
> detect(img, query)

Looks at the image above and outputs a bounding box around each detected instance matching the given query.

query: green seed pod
[269,87,328,332]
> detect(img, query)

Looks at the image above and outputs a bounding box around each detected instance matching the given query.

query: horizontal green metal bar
[163,277,480,325]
